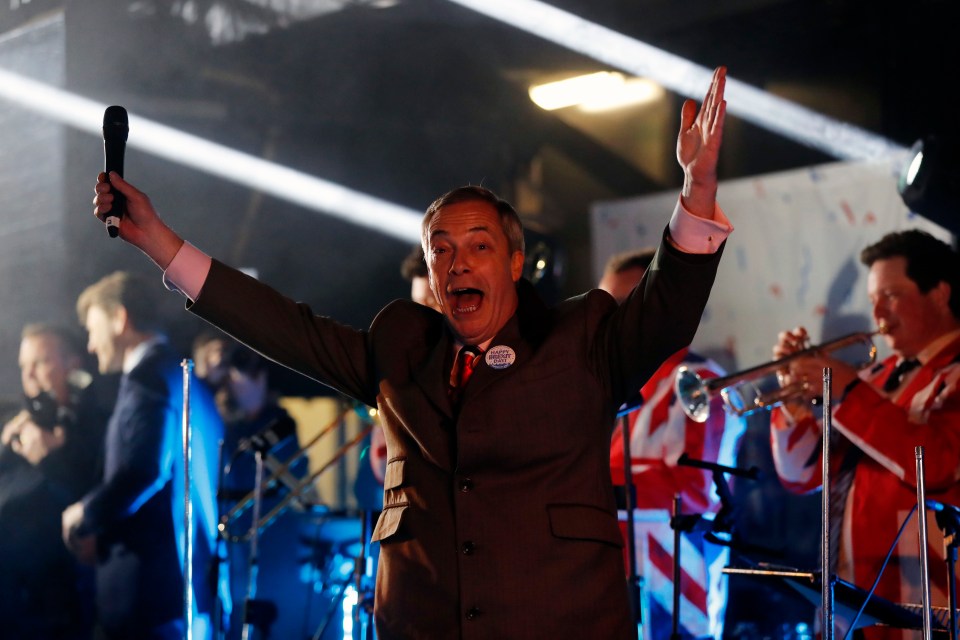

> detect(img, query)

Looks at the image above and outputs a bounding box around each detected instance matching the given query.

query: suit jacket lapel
[462,280,548,404]
[900,333,960,400]
[411,330,455,418]
[462,316,529,404]
[410,280,550,411]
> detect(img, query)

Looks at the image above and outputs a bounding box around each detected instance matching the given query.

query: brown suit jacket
[190,233,723,639]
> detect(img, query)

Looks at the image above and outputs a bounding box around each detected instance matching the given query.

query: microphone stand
[182,359,195,640]
[948,533,958,640]
[214,437,226,640]
[352,510,376,640]
[617,398,644,628]
[928,500,960,640]
[670,494,685,640]
[241,452,265,640]
[916,447,933,640]
[821,367,835,640]
[668,454,759,638]
[676,453,761,481]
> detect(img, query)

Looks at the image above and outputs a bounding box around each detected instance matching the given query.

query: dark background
[2,0,957,635]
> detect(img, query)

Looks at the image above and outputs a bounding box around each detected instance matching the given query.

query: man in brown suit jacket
[93,67,731,639]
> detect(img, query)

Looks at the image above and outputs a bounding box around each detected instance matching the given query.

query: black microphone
[231,414,297,458]
[102,105,128,238]
[926,498,960,536]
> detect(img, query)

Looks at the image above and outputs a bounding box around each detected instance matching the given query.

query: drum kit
[215,401,379,640]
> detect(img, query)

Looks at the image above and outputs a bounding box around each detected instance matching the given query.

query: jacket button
[465,606,481,620]
[459,478,473,492]
[461,540,475,555]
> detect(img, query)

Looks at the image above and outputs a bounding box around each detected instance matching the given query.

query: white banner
[591,159,954,372]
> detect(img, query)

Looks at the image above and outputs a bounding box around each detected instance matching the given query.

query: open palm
[677,66,727,204]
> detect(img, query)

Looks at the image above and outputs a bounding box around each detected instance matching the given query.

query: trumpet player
[771,229,960,640]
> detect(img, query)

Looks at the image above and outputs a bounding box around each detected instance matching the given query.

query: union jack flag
[612,349,745,639]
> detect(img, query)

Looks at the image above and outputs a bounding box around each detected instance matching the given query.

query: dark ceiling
[0,0,956,394]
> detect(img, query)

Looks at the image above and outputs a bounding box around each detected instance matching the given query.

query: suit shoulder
[556,288,617,322]
[372,299,438,328]
[370,300,443,343]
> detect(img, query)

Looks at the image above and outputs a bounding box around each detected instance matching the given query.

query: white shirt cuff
[162,241,211,302]
[667,198,733,254]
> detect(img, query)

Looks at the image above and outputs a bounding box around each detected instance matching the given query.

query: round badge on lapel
[485,345,516,370]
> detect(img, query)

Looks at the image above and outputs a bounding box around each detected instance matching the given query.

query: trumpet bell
[675,366,766,422]
[675,366,709,423]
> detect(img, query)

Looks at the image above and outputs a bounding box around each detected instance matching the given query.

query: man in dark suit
[1,323,111,639]
[62,272,225,640]
[93,67,730,638]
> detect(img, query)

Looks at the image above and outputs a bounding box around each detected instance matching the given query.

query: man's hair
[420,185,525,256]
[192,330,266,377]
[603,248,657,275]
[21,323,84,359]
[400,245,429,281]
[76,271,164,333]
[860,229,960,319]
[192,330,222,358]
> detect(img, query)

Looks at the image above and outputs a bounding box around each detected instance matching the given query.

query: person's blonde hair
[76,271,163,332]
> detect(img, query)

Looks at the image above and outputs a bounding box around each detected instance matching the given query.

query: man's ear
[933,281,952,312]
[110,306,129,336]
[511,251,524,282]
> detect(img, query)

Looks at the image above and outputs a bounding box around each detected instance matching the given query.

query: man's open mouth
[452,287,483,313]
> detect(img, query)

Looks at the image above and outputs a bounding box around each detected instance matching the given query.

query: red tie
[450,346,481,397]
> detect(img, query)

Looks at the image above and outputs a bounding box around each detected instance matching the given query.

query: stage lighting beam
[445,0,906,162]
[0,67,423,243]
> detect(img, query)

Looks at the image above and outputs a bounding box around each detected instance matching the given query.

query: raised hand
[676,66,727,218]
[93,172,184,270]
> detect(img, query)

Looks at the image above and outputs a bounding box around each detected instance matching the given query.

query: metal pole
[619,412,642,626]
[671,493,682,640]
[354,511,370,640]
[181,359,195,640]
[947,539,958,640]
[821,367,834,640]
[916,446,933,640]
[241,451,266,640]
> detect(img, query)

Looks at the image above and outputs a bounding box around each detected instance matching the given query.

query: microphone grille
[103,105,129,140]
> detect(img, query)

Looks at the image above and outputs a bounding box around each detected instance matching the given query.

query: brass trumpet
[675,328,885,422]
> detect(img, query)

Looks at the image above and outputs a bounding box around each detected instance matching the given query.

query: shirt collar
[915,327,960,367]
[451,338,492,364]
[123,335,166,374]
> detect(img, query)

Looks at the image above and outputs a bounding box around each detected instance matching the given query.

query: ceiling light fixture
[447,0,906,162]
[529,72,664,112]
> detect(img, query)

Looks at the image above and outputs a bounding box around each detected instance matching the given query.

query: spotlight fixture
[898,135,960,235]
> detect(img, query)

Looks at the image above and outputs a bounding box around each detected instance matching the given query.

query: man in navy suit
[62,272,225,640]
[1,323,111,639]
